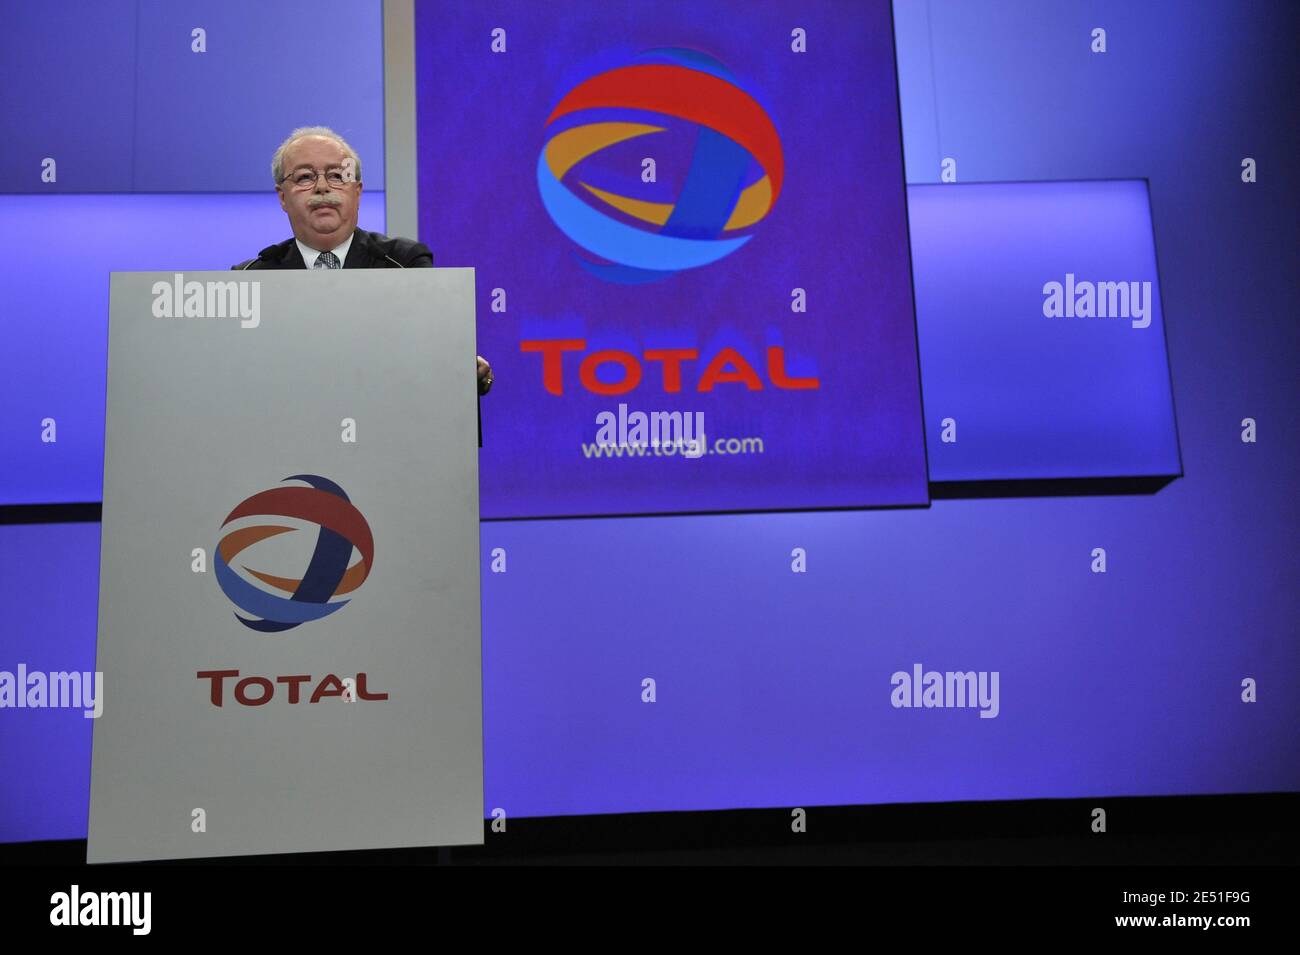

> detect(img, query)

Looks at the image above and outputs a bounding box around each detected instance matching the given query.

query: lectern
[88,269,484,862]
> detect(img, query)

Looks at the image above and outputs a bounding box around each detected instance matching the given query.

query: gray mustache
[308,194,343,208]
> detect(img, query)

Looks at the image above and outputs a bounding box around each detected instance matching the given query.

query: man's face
[276,136,363,251]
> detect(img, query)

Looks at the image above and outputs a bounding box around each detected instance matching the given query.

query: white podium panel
[88,269,483,862]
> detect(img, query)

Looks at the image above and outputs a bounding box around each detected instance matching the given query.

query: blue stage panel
[0,192,387,505]
[911,180,1182,483]
[133,0,385,192]
[0,2,137,193]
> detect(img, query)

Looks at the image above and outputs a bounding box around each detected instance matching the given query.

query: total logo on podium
[213,474,374,633]
[203,474,388,708]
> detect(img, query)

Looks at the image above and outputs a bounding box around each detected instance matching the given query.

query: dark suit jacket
[233,229,481,445]
[232,228,433,270]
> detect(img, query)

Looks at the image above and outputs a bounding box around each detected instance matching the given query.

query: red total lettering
[355,672,389,701]
[520,338,585,395]
[234,676,273,706]
[767,346,820,389]
[275,674,312,704]
[309,674,348,704]
[698,347,763,392]
[197,671,388,706]
[520,339,818,394]
[643,349,699,393]
[197,669,240,707]
[579,350,642,395]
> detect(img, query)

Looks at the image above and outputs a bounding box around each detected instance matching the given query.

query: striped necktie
[314,250,341,270]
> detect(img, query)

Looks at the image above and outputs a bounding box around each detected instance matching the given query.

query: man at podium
[233,125,493,396]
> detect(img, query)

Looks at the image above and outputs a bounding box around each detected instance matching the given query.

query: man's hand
[477,355,494,395]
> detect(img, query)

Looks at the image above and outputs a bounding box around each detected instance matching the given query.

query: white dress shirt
[296,231,355,269]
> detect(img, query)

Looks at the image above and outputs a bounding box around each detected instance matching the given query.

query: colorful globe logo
[214,475,374,633]
[538,48,784,284]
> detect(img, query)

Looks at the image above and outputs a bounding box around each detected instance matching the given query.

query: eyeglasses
[280,167,356,190]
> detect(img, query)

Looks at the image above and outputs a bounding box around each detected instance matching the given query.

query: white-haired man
[234,126,493,396]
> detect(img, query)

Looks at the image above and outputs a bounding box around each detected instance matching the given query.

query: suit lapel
[342,229,370,269]
[282,241,307,270]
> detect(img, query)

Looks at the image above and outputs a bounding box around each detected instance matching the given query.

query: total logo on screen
[213,474,374,633]
[537,48,784,284]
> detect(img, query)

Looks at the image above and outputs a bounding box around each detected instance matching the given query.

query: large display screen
[415,0,929,518]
